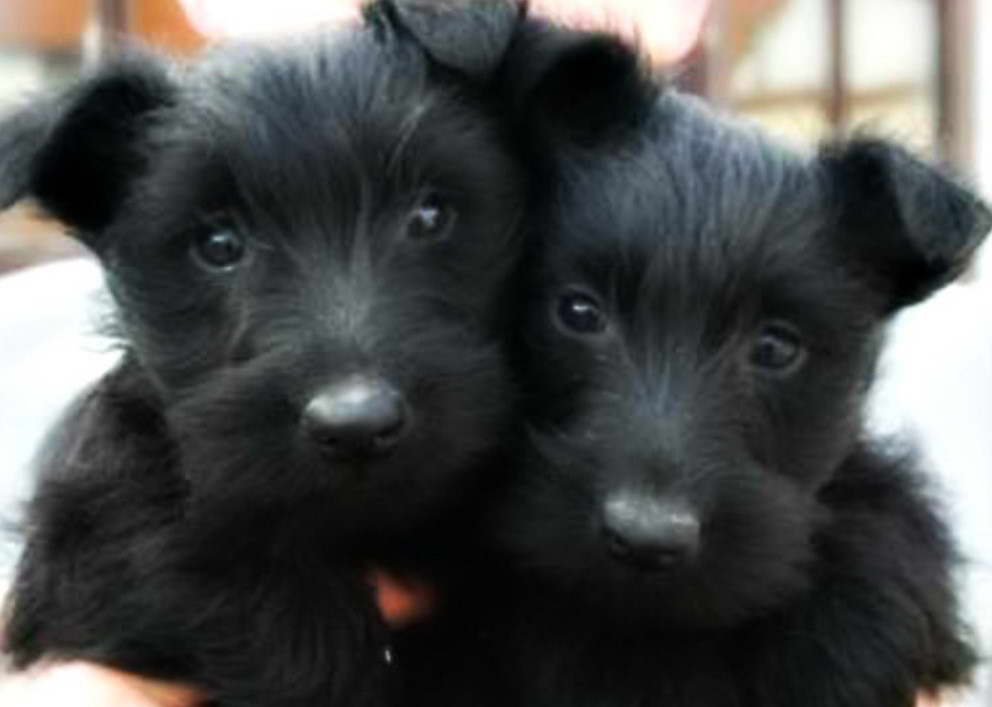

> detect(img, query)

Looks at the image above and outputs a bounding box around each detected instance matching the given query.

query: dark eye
[750,322,804,373]
[192,229,246,271]
[406,193,456,241]
[555,291,608,335]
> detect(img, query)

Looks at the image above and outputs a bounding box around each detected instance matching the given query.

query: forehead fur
[119,28,515,239]
[182,30,434,140]
[547,93,854,304]
[553,93,822,265]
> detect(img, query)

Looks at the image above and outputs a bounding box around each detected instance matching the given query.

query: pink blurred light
[179,0,360,38]
[530,0,710,62]
[178,0,710,62]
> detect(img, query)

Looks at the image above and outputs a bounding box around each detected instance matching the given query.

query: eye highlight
[750,321,805,374]
[192,228,247,271]
[406,193,456,242]
[555,290,608,336]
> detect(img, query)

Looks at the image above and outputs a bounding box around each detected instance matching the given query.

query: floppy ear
[502,21,658,146]
[363,0,522,80]
[822,138,992,310]
[0,53,175,242]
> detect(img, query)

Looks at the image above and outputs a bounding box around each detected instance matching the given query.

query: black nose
[601,493,701,570]
[302,376,408,458]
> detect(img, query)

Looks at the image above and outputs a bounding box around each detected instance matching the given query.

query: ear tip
[976,202,992,237]
[0,100,61,214]
[0,50,176,234]
[360,0,396,34]
[962,196,992,257]
[0,184,24,211]
[928,168,992,263]
[508,23,657,145]
[77,42,173,86]
[364,0,523,79]
[823,133,992,307]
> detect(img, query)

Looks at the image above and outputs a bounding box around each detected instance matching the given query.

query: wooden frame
[682,0,977,170]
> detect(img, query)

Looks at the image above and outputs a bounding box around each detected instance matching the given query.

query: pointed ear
[0,52,175,240]
[363,0,522,80]
[503,22,658,146]
[821,138,992,310]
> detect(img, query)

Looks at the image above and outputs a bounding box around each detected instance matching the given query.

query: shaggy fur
[0,2,526,705]
[396,25,991,707]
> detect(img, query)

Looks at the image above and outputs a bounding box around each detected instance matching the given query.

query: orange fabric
[368,568,438,628]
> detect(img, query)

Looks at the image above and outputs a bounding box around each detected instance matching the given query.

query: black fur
[397,25,990,707]
[1,2,527,705]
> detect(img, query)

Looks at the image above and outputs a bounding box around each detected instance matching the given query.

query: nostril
[601,493,701,571]
[302,375,408,458]
[603,525,634,559]
[602,523,688,570]
[371,415,406,451]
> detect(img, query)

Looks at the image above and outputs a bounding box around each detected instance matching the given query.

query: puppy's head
[500,33,990,628]
[0,1,525,539]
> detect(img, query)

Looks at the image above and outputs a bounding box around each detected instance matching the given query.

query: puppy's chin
[175,422,498,544]
[538,542,815,632]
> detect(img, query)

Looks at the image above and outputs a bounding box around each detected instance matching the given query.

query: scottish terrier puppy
[400,26,990,707]
[0,1,525,704]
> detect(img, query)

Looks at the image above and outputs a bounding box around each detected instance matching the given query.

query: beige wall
[0,0,205,53]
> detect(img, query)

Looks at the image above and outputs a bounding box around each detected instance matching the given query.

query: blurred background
[0,0,985,271]
[0,1,988,704]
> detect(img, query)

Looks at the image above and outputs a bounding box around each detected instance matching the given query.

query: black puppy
[0,2,525,704]
[400,26,990,707]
